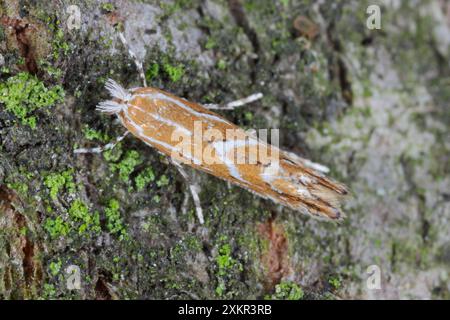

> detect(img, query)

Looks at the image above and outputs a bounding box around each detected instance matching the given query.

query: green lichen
[205,37,217,50]
[145,54,185,82]
[0,72,65,128]
[6,181,28,195]
[215,238,243,297]
[83,125,109,142]
[104,199,128,241]
[49,20,70,60]
[216,244,235,276]
[135,167,155,191]
[41,284,57,299]
[110,150,142,182]
[44,169,76,200]
[217,59,227,70]
[19,226,27,237]
[101,2,115,13]
[163,62,184,82]
[265,281,304,300]
[38,60,63,80]
[103,142,123,162]
[44,197,101,239]
[68,199,101,235]
[44,216,70,239]
[1,66,10,74]
[49,260,62,276]
[156,174,169,187]
[145,63,160,82]
[328,276,341,290]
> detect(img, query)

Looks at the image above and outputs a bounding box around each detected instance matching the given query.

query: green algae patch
[145,63,160,82]
[214,238,243,297]
[44,169,76,200]
[265,281,304,300]
[83,125,109,142]
[100,2,115,13]
[0,72,64,128]
[328,276,341,290]
[145,57,185,83]
[156,174,170,187]
[163,61,184,82]
[48,259,62,276]
[68,199,101,235]
[44,199,101,239]
[44,216,70,239]
[135,167,156,191]
[104,199,128,241]
[110,150,143,183]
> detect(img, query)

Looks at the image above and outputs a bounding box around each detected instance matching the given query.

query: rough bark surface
[0,0,449,299]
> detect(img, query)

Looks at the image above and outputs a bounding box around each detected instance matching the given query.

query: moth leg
[74,131,129,154]
[170,160,205,225]
[117,32,147,87]
[203,92,263,110]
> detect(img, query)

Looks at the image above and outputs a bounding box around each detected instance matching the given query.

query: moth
[92,79,348,222]
[76,32,348,224]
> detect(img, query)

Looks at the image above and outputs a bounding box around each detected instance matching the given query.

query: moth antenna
[95,79,131,114]
[104,78,132,102]
[96,100,125,114]
[118,32,147,87]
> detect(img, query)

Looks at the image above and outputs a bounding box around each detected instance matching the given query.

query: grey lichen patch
[304,1,450,299]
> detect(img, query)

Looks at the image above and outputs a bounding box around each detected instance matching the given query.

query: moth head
[96,79,131,114]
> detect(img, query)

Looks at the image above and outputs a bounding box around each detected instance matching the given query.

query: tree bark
[1,0,449,299]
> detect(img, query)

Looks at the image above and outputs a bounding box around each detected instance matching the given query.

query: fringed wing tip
[331,205,347,223]
[289,171,349,222]
[315,188,349,222]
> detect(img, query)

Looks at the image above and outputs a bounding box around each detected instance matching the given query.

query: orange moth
[96,79,349,222]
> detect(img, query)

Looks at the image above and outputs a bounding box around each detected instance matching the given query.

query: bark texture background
[0,0,449,299]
